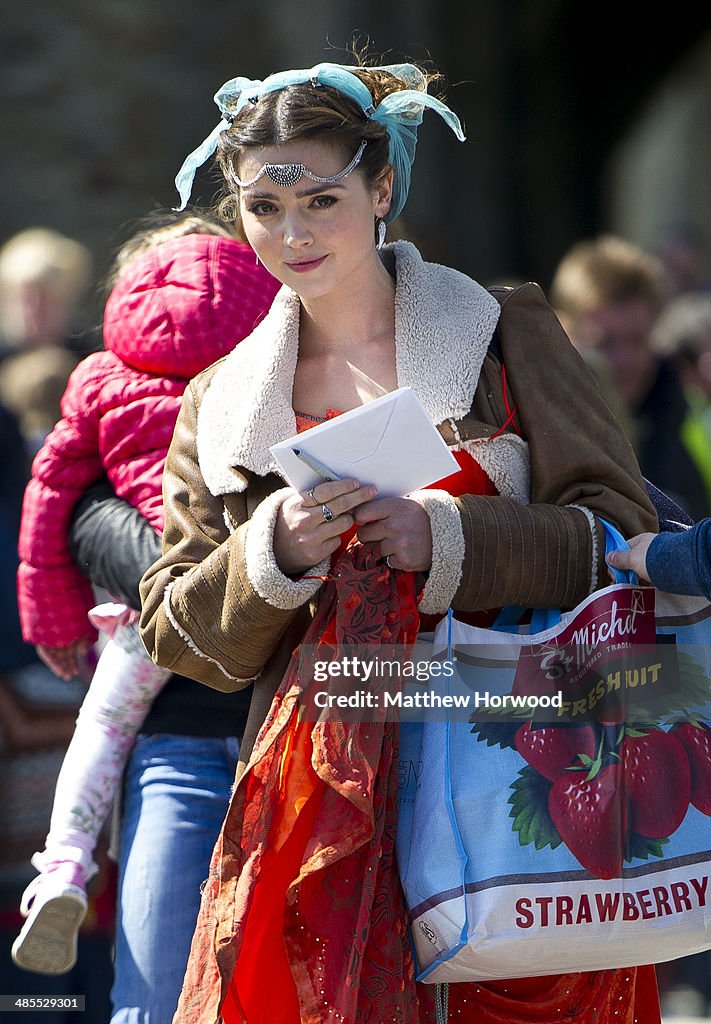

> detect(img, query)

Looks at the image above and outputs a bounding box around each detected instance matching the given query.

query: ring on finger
[306,487,318,505]
[321,503,335,523]
[385,554,395,569]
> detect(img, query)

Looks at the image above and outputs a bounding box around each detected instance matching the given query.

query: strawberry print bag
[397,524,711,983]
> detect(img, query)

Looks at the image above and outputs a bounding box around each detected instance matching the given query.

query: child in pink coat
[12,217,279,975]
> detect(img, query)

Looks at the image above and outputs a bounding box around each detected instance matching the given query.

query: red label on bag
[510,586,661,722]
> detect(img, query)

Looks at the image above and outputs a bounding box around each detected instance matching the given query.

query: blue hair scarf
[174,61,465,222]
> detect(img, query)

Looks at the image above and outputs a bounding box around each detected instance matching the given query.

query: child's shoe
[11,863,88,975]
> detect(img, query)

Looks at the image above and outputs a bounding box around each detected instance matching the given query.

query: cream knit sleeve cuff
[244,488,330,610]
[408,489,465,615]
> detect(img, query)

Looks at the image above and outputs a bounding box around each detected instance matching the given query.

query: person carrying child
[12,214,279,977]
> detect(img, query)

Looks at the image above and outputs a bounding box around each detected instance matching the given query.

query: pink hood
[102,234,281,379]
[17,233,280,648]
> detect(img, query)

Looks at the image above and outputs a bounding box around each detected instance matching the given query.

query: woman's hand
[354,496,433,572]
[606,532,655,583]
[273,479,377,575]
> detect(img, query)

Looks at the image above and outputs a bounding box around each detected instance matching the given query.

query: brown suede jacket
[139,241,657,764]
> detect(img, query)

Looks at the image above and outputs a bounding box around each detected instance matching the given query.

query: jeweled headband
[174,61,465,224]
[231,140,367,189]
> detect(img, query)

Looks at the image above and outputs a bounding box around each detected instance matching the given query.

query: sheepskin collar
[197,240,502,495]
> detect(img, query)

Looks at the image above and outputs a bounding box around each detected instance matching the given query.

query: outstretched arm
[608,521,711,599]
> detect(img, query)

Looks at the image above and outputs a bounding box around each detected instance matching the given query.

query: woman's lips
[285,255,327,273]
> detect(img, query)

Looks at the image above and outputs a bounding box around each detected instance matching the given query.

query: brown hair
[214,63,441,224]
[550,235,666,321]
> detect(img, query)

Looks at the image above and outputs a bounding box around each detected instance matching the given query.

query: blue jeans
[110,733,240,1024]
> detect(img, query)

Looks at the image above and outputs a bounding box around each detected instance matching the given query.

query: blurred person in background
[654,223,711,301]
[550,234,709,520]
[0,347,83,459]
[0,228,92,358]
[0,400,31,674]
[0,228,93,456]
[651,292,711,514]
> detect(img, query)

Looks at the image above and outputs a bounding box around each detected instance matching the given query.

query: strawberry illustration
[548,764,627,879]
[621,730,691,838]
[514,722,596,782]
[673,722,711,815]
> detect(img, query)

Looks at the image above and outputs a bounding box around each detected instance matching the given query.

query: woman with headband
[140,59,661,1024]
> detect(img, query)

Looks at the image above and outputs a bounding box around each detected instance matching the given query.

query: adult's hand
[606,533,655,583]
[273,479,377,575]
[354,496,433,572]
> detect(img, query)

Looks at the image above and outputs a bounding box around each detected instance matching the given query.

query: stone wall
[2,0,710,329]
[1,1,399,322]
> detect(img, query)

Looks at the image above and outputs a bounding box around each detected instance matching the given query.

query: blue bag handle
[602,518,638,585]
[494,606,561,633]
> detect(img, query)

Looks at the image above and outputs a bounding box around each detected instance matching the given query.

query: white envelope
[270,387,460,497]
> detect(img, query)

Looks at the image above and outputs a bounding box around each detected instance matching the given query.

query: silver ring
[385,554,394,569]
[306,487,317,505]
[321,503,334,522]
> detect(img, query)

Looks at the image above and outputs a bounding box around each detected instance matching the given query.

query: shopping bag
[397,524,711,983]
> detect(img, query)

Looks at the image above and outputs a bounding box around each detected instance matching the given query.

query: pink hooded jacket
[17,234,280,647]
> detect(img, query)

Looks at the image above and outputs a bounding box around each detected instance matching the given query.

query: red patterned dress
[176,412,661,1024]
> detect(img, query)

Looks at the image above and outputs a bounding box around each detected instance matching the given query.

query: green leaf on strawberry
[625,831,669,863]
[470,719,520,750]
[508,764,563,851]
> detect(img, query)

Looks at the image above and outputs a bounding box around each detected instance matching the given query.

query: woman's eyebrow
[244,182,349,201]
